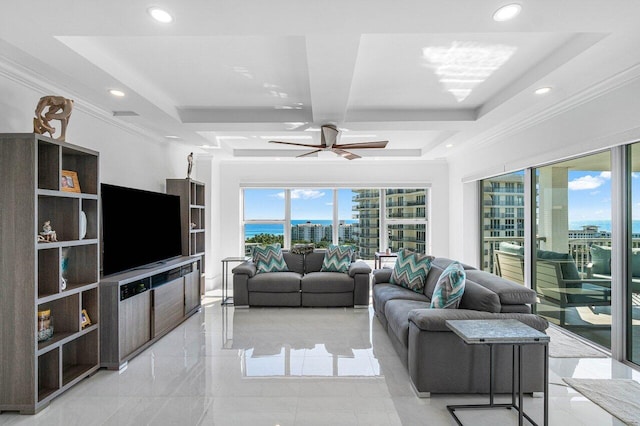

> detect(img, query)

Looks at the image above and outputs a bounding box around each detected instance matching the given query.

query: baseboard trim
[410,381,430,398]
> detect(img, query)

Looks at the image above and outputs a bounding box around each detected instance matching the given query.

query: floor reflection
[224,306,380,377]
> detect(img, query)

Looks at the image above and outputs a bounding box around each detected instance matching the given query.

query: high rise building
[481,173,525,271]
[352,189,428,259]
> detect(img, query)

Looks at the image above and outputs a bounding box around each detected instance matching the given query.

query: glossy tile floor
[2,292,639,425]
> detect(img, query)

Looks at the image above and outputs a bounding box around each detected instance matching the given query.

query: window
[243,189,285,255]
[242,187,428,260]
[480,171,525,273]
[291,188,332,248]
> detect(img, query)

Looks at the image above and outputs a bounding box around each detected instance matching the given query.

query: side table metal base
[446,342,548,426]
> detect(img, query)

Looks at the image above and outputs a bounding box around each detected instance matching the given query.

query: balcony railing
[482,236,640,274]
[482,187,524,194]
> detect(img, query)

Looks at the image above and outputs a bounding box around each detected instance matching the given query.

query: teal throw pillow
[590,245,611,275]
[430,261,466,309]
[390,248,434,293]
[321,244,354,273]
[253,243,289,274]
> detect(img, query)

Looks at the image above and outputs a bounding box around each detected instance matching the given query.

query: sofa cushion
[247,271,301,292]
[390,249,435,293]
[385,299,430,347]
[304,251,326,273]
[301,271,354,293]
[283,251,305,274]
[464,270,537,305]
[430,261,466,309]
[373,283,430,315]
[253,243,289,273]
[431,257,477,271]
[321,244,354,273]
[458,280,502,313]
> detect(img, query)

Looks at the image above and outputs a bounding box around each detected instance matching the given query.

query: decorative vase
[79,211,87,240]
[60,247,70,290]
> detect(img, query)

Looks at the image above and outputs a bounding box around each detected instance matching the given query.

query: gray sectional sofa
[373,257,549,396]
[232,250,371,307]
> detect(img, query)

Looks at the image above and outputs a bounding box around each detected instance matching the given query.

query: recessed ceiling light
[446,144,453,148]
[109,89,125,97]
[493,4,521,21]
[148,7,173,23]
[535,86,552,95]
[165,135,181,139]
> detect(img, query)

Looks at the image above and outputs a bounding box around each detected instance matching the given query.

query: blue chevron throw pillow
[320,244,354,273]
[390,249,434,293]
[253,243,289,274]
[430,261,466,309]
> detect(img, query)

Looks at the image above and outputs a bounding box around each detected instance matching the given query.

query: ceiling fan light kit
[268,124,389,160]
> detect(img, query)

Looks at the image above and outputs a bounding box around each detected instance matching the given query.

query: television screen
[101,183,183,276]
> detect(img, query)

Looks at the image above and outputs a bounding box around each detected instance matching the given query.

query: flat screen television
[101,183,183,276]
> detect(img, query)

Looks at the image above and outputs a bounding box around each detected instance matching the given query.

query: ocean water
[570,220,640,234]
[245,220,357,238]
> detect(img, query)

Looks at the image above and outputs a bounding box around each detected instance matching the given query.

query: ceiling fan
[268,124,388,160]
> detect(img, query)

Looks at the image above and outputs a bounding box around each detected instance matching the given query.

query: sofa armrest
[232,261,256,278]
[372,268,393,285]
[408,309,549,332]
[349,260,372,277]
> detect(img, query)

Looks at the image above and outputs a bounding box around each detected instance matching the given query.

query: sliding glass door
[533,151,612,349]
[628,144,640,364]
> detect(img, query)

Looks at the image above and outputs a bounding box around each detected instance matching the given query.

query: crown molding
[0,53,161,142]
[466,62,640,150]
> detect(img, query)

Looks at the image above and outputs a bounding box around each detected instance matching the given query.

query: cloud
[600,171,611,179]
[568,174,606,190]
[325,202,333,206]
[292,189,325,199]
[274,189,326,199]
[633,172,640,179]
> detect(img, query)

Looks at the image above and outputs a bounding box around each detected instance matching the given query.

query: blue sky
[567,170,640,222]
[244,188,355,220]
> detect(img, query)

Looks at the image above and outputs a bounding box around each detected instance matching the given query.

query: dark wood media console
[99,256,202,370]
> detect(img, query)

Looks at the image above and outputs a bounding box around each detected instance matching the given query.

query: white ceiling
[1,0,639,160]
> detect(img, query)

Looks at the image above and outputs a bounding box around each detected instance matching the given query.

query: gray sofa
[372,257,549,396]
[232,250,372,307]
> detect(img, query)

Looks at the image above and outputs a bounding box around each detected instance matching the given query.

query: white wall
[448,77,640,266]
[210,159,449,290]
[0,73,184,193]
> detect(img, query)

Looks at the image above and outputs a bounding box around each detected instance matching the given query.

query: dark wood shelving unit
[0,133,100,414]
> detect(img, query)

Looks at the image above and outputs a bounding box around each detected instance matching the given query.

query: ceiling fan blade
[269,140,325,148]
[332,148,361,160]
[296,149,323,158]
[332,140,389,149]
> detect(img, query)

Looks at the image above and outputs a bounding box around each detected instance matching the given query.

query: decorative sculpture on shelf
[33,95,74,141]
[38,220,58,242]
[187,152,193,179]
